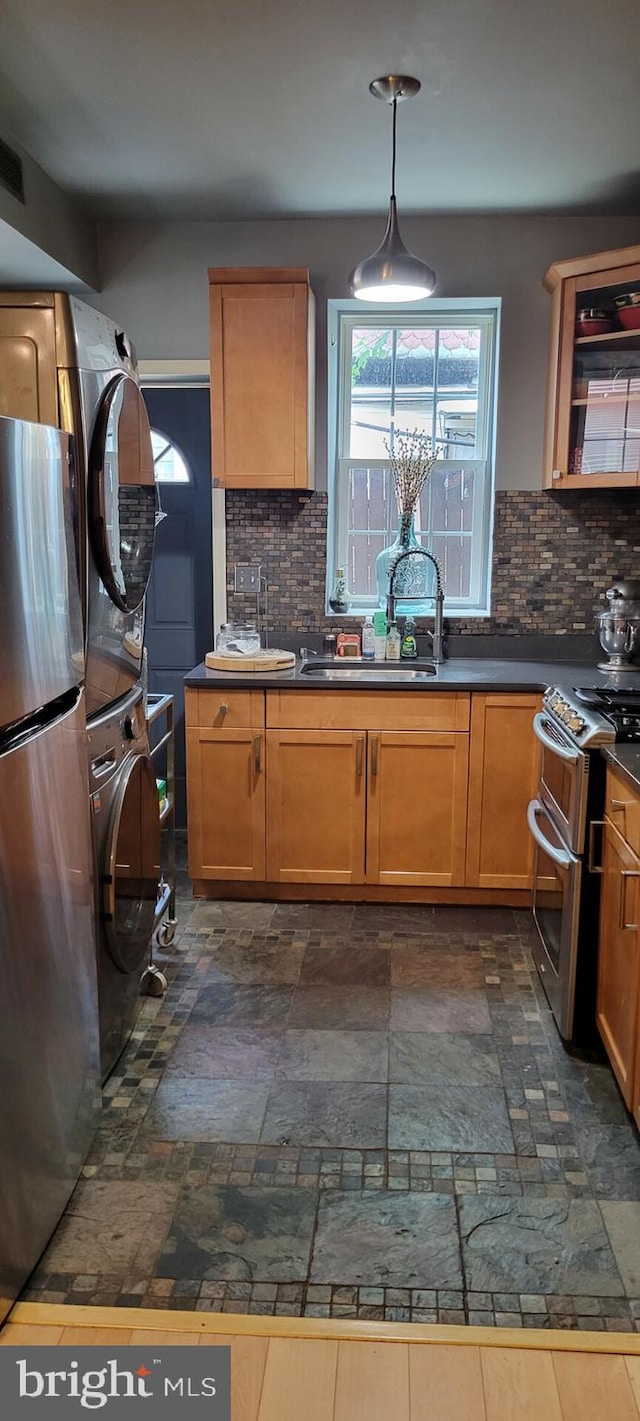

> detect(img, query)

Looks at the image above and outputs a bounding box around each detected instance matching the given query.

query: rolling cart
[140,692,177,996]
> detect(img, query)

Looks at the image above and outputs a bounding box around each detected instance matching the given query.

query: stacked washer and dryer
[0,293,162,1079]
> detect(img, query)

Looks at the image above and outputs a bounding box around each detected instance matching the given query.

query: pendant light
[348,75,436,303]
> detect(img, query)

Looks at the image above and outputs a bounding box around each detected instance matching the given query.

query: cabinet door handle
[355,735,364,779]
[588,819,605,874]
[371,735,379,777]
[610,798,631,810]
[620,869,640,931]
[253,734,262,774]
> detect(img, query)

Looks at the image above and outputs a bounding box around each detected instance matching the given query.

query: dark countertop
[602,744,640,793]
[184,656,640,694]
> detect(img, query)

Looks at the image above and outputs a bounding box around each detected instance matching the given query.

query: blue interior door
[142,386,213,828]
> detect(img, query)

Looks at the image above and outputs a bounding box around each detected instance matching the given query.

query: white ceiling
[0,0,640,221]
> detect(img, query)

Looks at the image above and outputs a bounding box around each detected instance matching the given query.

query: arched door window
[151,429,191,483]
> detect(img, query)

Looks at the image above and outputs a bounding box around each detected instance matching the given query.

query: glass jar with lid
[216,622,261,654]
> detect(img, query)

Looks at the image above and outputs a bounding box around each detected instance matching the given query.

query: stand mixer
[596,580,640,671]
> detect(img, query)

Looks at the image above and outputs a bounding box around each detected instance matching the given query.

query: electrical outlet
[234,563,262,594]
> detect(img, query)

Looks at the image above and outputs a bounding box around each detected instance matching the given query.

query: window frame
[326,297,501,617]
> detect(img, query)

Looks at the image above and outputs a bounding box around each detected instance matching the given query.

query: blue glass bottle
[375,513,436,616]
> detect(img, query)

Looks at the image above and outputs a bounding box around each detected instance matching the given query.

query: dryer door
[89,374,156,613]
[103,753,161,973]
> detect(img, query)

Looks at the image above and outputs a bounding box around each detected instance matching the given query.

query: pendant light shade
[348,75,436,303]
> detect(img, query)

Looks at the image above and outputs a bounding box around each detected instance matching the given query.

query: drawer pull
[610,798,631,810]
[217,703,229,720]
[253,734,262,774]
[620,869,640,931]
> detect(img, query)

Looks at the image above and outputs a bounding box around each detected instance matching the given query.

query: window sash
[335,457,491,613]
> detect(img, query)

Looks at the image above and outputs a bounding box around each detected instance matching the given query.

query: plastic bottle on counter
[401,618,418,659]
[373,610,387,660]
[386,621,401,660]
[362,616,375,660]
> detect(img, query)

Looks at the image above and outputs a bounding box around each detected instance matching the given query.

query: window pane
[348,466,390,533]
[431,533,473,599]
[394,328,436,442]
[151,429,190,482]
[422,466,475,535]
[435,329,480,458]
[349,328,393,457]
[348,532,387,598]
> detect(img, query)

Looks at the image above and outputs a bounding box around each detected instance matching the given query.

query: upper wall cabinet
[208,267,315,490]
[543,243,640,489]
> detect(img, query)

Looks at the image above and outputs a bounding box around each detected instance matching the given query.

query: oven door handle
[527,799,573,870]
[532,713,581,764]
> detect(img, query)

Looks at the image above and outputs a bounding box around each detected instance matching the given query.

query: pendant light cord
[391,97,397,200]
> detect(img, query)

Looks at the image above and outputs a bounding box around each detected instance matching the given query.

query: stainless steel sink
[299,660,437,680]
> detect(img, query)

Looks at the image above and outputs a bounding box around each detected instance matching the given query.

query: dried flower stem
[386,428,439,515]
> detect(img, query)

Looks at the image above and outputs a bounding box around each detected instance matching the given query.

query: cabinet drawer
[266,690,470,732]
[185,688,265,729]
[606,765,640,854]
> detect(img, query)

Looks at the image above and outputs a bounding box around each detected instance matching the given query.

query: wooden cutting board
[205,648,296,673]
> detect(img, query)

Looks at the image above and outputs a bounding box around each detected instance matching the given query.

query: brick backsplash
[225,488,640,636]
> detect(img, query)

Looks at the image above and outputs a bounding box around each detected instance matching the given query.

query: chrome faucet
[386,548,446,664]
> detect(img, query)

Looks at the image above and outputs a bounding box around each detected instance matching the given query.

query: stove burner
[572,686,640,740]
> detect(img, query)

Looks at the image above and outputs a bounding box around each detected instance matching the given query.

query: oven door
[532,711,590,853]
[528,798,582,1040]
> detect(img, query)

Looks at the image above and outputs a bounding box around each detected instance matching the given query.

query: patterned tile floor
[22,847,640,1330]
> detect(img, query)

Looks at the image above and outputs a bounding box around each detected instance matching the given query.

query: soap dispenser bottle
[386,621,401,661]
[401,618,418,659]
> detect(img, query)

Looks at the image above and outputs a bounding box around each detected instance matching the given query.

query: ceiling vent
[0,137,25,203]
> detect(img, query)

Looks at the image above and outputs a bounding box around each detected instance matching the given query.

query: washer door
[89,374,156,613]
[103,753,161,973]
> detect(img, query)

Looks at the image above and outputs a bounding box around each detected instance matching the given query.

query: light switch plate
[234,563,262,594]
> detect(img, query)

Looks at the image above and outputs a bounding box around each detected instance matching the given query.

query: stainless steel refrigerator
[0,416,100,1323]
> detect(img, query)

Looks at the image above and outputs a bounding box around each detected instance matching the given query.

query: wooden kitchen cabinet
[0,295,59,425]
[185,688,266,882]
[266,729,365,883]
[366,731,469,887]
[466,692,541,890]
[185,684,540,902]
[208,267,315,490]
[597,814,640,1108]
[543,243,640,489]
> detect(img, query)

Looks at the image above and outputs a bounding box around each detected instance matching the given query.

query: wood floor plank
[625,1357,640,1414]
[59,1327,133,1345]
[482,1347,562,1421]
[258,1338,337,1421]
[128,1329,201,1345]
[409,1342,486,1420]
[217,1335,269,1421]
[334,1340,410,1421]
[554,1351,639,1420]
[0,1324,64,1344]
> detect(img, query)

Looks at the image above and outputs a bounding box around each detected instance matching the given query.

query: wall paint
[92,212,640,490]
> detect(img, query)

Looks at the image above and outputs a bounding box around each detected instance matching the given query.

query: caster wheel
[157,921,176,948]
[140,964,168,997]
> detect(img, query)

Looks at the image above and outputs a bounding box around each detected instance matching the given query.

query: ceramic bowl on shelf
[575,308,614,336]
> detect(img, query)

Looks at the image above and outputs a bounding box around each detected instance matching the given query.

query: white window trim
[327,298,501,618]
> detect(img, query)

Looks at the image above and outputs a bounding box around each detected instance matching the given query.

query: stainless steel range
[527,684,640,1044]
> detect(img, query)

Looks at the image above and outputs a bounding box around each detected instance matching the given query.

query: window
[150,429,190,483]
[327,299,500,616]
